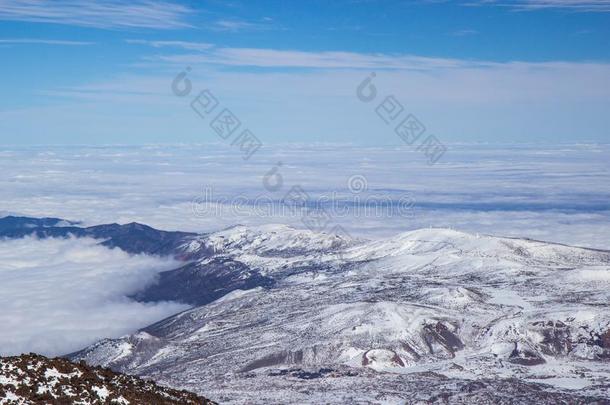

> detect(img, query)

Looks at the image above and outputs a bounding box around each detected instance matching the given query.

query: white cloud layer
[0,236,188,357]
[0,144,608,250]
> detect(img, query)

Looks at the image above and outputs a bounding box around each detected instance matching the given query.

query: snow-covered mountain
[61,223,610,404]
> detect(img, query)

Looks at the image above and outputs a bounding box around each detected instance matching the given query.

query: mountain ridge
[1,216,609,403]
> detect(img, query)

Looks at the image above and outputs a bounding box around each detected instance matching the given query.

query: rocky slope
[67,225,610,404]
[0,353,215,404]
[2,216,609,403]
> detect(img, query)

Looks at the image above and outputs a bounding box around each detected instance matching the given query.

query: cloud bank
[0,144,608,250]
[0,236,189,356]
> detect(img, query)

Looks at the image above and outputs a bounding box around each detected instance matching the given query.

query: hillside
[0,353,215,405]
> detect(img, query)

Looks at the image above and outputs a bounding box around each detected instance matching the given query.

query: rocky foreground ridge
[0,353,215,405]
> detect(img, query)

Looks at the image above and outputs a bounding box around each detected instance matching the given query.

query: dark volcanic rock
[533,320,573,356]
[133,257,275,306]
[428,377,605,404]
[422,321,465,357]
[508,342,546,366]
[0,353,216,404]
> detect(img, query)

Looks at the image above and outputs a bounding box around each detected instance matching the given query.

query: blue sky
[0,0,609,144]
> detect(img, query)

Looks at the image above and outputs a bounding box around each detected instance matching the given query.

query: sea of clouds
[0,143,609,356]
[0,143,608,248]
[0,236,189,356]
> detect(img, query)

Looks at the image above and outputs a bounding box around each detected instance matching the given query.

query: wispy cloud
[211,18,275,32]
[0,0,194,29]
[466,0,610,12]
[0,38,94,45]
[126,39,214,51]
[451,29,479,36]
[157,48,480,70]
